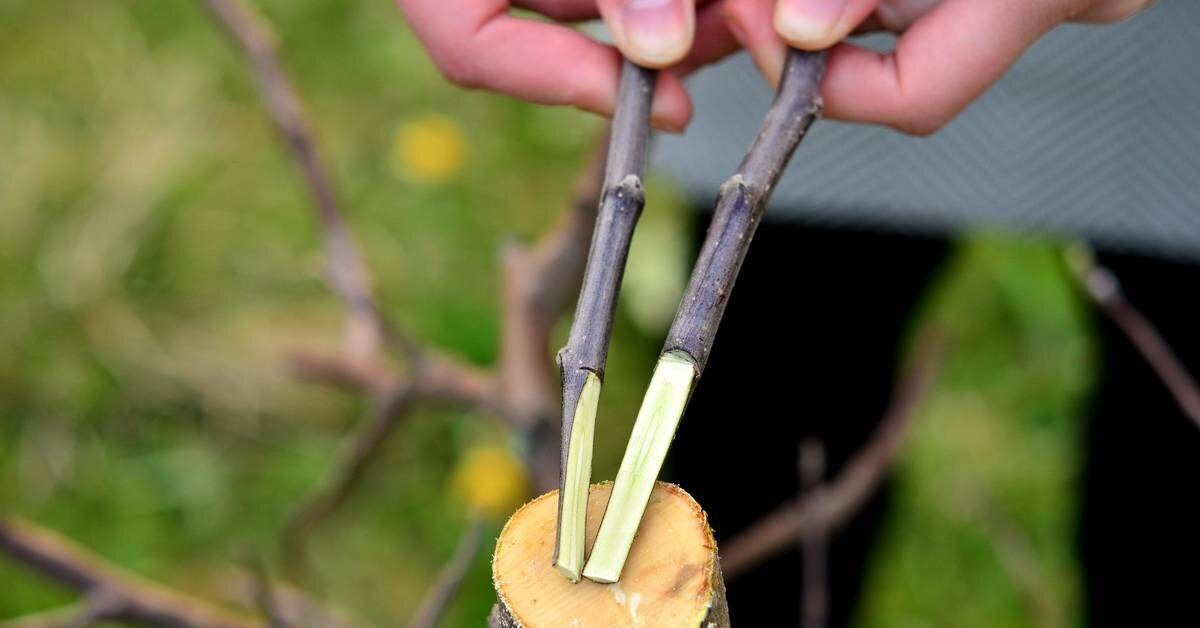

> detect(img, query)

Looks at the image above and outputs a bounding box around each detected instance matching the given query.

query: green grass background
[1,1,1094,626]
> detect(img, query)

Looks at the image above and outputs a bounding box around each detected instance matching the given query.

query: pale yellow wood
[492,482,726,628]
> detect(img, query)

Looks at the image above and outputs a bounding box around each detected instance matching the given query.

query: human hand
[735,0,1154,134]
[395,0,1153,135]
[394,0,739,132]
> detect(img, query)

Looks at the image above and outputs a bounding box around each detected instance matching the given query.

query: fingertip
[601,0,696,69]
[723,0,788,87]
[773,0,846,50]
[774,0,882,51]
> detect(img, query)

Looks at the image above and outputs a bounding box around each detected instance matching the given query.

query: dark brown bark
[554,61,656,560]
[664,49,827,373]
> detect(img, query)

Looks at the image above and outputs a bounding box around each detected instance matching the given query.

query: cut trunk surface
[491,482,729,628]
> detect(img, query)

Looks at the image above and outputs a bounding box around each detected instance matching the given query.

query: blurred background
[1,0,1093,626]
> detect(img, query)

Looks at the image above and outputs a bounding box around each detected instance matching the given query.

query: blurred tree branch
[0,517,257,628]
[1065,245,1200,430]
[197,0,607,579]
[407,516,485,628]
[721,333,944,579]
[797,439,828,628]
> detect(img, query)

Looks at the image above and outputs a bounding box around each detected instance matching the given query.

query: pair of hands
[396,0,1151,135]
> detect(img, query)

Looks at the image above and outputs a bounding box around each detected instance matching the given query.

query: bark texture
[665,49,827,373]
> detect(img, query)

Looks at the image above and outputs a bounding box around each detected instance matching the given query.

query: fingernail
[622,0,692,67]
[774,0,847,46]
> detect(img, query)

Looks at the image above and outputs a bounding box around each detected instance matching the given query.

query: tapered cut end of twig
[493,482,727,627]
[554,371,602,583]
[582,351,697,583]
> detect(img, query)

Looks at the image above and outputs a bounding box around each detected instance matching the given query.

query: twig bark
[554,60,655,571]
[556,61,654,420]
[407,516,485,628]
[0,517,258,628]
[665,49,826,372]
[1065,245,1200,430]
[720,333,943,579]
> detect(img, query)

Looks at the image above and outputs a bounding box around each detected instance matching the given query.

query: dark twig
[798,440,828,628]
[721,333,943,579]
[554,61,656,566]
[1065,245,1200,430]
[0,517,257,628]
[665,49,826,372]
[581,49,829,584]
[407,516,486,628]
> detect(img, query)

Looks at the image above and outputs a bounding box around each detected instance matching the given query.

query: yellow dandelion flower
[452,444,530,521]
[392,113,467,184]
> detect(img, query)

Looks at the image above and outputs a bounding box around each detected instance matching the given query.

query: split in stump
[490,482,729,627]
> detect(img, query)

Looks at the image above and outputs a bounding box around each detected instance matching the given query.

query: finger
[673,0,742,76]
[872,0,942,31]
[597,0,697,68]
[511,0,600,21]
[773,0,881,50]
[820,0,1071,134]
[396,0,694,130]
[723,0,788,86]
[1072,0,1152,24]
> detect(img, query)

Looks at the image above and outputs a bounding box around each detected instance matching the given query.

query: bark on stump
[489,482,729,627]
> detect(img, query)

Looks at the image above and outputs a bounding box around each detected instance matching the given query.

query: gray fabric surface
[654,1,1200,260]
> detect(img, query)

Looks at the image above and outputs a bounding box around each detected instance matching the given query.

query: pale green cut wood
[582,350,697,583]
[554,370,602,582]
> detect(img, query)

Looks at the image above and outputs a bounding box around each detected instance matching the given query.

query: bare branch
[282,386,416,566]
[0,601,101,628]
[1065,245,1200,430]
[720,333,943,579]
[201,0,608,581]
[407,516,486,628]
[247,556,290,628]
[0,517,258,628]
[221,570,374,628]
[200,0,387,359]
[798,439,828,628]
[975,499,1060,628]
[665,49,826,373]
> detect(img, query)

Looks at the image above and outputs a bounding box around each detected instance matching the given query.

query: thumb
[774,0,880,50]
[598,0,696,68]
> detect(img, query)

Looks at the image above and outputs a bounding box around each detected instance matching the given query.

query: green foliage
[1,1,1093,626]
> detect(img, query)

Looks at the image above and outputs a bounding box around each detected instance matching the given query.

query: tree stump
[489,482,729,627]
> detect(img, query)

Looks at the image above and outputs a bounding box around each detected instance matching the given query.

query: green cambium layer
[554,371,602,582]
[583,350,697,583]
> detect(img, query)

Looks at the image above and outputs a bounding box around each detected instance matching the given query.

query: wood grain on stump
[490,482,729,627]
